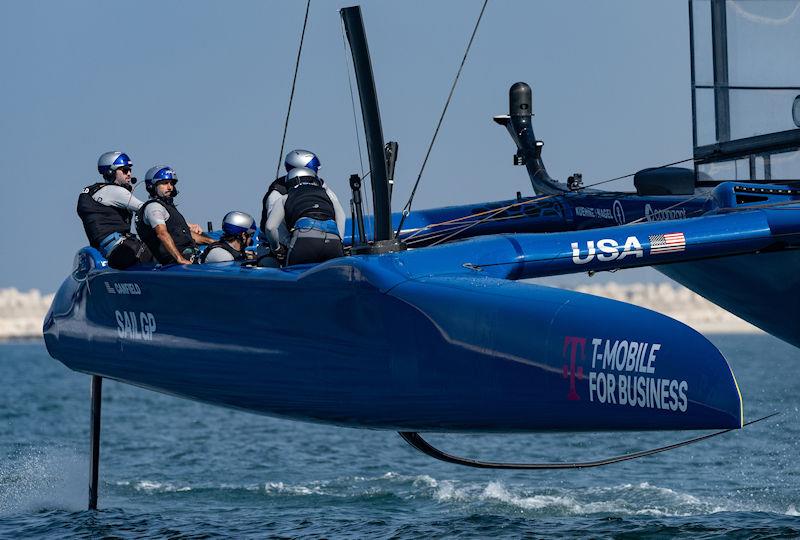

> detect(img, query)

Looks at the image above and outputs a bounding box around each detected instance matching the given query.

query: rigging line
[574,157,696,192]
[395,0,490,238]
[405,213,535,246]
[406,196,557,244]
[273,0,312,183]
[406,154,696,243]
[402,193,558,241]
[429,201,529,247]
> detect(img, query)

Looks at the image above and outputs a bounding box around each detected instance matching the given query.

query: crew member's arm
[266,196,287,251]
[267,190,293,246]
[191,230,214,245]
[326,188,346,238]
[94,185,145,212]
[259,191,270,233]
[143,202,191,264]
[154,224,191,264]
[267,190,283,217]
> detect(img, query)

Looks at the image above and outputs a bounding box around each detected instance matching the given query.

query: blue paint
[45,244,742,432]
[46,180,800,433]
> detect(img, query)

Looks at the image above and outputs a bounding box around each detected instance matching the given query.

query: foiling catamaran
[45,1,799,508]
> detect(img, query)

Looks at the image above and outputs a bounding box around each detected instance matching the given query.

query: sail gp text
[588,337,688,412]
[115,310,156,341]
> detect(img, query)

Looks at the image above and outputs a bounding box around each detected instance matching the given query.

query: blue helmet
[144,165,178,194]
[221,211,256,237]
[98,151,132,180]
[284,149,320,173]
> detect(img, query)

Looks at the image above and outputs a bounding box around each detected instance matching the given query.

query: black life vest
[76,182,132,248]
[284,182,335,230]
[135,198,196,264]
[199,240,243,263]
[260,176,288,233]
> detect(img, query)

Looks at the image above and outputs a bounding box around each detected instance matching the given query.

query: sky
[0,0,692,291]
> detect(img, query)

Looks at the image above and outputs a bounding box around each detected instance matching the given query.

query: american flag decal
[649,232,686,254]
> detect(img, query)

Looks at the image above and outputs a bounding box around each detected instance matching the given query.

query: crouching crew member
[200,211,257,263]
[266,167,346,266]
[135,165,212,265]
[259,149,323,249]
[77,151,152,269]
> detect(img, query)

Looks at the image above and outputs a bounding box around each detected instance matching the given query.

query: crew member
[266,167,346,266]
[200,211,257,263]
[77,151,152,269]
[259,149,323,248]
[135,165,212,265]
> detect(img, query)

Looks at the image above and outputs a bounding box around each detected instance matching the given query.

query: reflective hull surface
[44,249,742,432]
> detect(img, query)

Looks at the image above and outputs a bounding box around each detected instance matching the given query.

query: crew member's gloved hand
[273,245,287,264]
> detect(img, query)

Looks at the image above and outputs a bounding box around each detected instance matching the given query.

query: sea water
[1,335,798,538]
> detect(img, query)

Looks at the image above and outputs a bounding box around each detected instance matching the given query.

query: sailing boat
[43,0,795,507]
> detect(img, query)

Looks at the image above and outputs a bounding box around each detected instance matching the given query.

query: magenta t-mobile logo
[562,336,586,401]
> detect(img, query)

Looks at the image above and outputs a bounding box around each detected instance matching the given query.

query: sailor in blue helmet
[77,151,153,269]
[199,211,257,263]
[135,165,213,264]
[259,149,324,249]
[266,166,345,266]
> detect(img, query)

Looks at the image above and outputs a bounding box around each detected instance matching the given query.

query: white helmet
[97,151,132,181]
[222,211,256,236]
[284,149,320,173]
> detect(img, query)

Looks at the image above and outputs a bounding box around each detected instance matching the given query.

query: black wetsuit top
[76,182,132,248]
[135,198,195,264]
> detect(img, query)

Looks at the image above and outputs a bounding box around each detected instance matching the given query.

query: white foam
[0,447,86,515]
[786,505,800,516]
[420,478,745,517]
[263,481,322,495]
[132,480,191,493]
[105,473,785,517]
[481,481,577,511]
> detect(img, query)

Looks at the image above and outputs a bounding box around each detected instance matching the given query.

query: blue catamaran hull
[44,247,742,432]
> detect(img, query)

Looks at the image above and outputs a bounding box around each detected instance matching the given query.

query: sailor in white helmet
[200,211,257,263]
[76,151,153,269]
[266,167,345,266]
[259,149,325,249]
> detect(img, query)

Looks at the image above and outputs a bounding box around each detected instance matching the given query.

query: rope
[406,195,557,246]
[401,155,699,245]
[428,197,559,247]
[273,0,311,182]
[395,0,489,237]
[574,157,696,192]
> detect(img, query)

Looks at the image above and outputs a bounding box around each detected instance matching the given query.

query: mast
[340,6,392,242]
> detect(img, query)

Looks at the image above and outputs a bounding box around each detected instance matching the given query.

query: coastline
[0,289,54,341]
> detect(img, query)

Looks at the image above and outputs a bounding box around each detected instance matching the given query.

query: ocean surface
[1,335,798,539]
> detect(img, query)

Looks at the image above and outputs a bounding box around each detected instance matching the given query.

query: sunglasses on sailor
[119,166,132,174]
